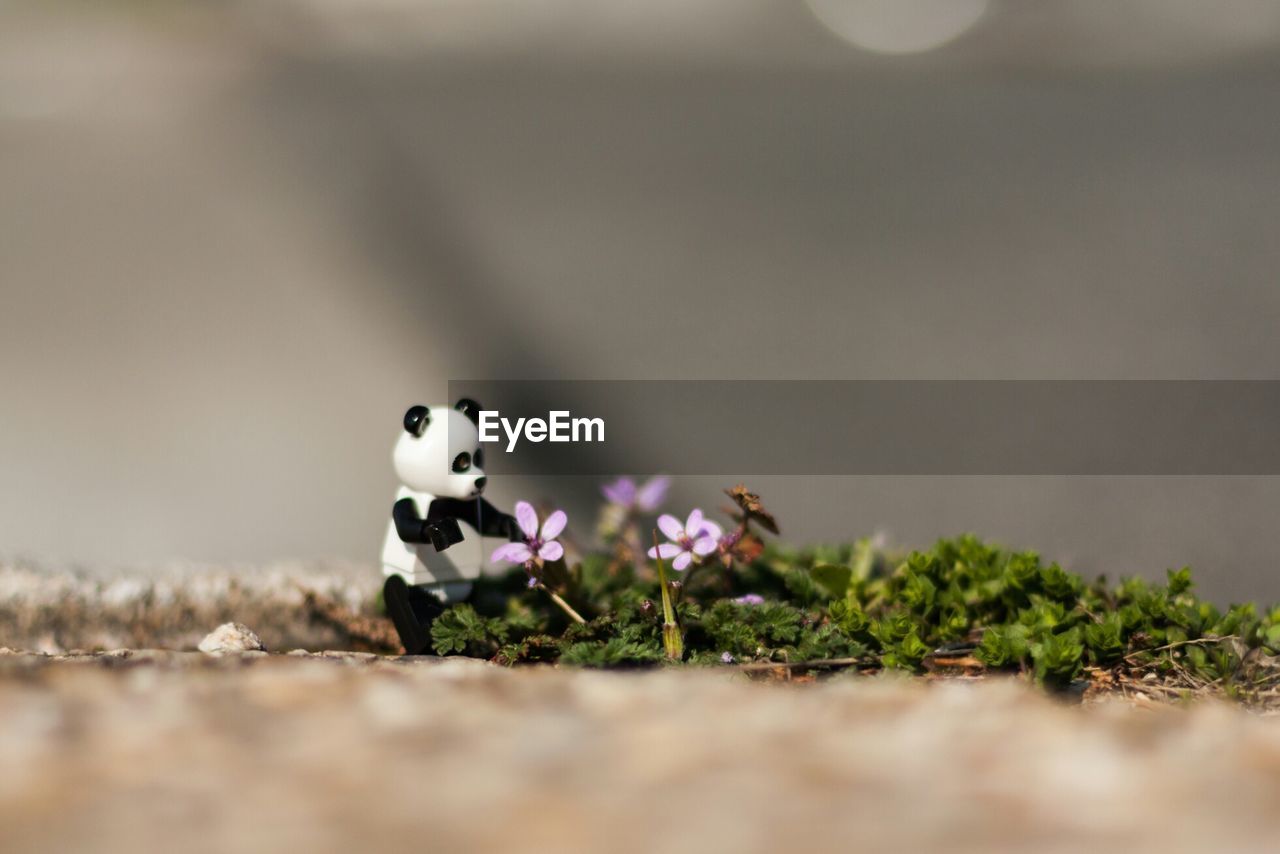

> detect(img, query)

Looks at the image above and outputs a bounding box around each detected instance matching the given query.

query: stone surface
[198,623,266,655]
[2,651,1280,853]
[0,563,383,652]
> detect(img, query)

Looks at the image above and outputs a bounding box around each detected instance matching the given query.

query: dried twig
[1123,635,1241,662]
[733,657,867,673]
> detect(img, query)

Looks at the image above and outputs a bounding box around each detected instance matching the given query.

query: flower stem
[538,584,586,624]
[653,529,684,660]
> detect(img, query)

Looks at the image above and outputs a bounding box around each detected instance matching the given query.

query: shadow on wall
[2,1,1280,602]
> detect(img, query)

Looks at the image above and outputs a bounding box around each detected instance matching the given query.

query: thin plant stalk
[537,582,586,624]
[654,528,684,660]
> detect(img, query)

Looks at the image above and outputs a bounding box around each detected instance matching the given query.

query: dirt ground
[5,565,1280,853]
[2,650,1280,854]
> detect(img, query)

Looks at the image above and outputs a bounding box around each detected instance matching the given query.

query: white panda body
[380,403,510,612]
[380,486,481,604]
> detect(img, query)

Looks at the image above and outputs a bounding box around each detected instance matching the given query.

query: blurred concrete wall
[3,1,1280,600]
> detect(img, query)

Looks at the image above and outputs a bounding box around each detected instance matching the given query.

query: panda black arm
[392,498,431,542]
[427,498,520,540]
[393,498,463,550]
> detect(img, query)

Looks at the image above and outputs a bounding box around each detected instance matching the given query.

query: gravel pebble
[198,623,266,655]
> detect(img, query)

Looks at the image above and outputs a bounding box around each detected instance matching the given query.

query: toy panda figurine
[381,399,519,654]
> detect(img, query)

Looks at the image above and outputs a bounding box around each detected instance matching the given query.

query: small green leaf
[1084,613,1126,664]
[976,624,1030,669]
[829,598,869,635]
[430,604,507,657]
[1167,567,1194,597]
[1030,627,1084,686]
[901,571,937,613]
[883,630,930,670]
[1040,563,1081,601]
[560,638,662,667]
[850,537,878,581]
[1265,624,1280,652]
[811,563,853,598]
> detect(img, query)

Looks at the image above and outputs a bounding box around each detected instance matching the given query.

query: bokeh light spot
[806,0,989,55]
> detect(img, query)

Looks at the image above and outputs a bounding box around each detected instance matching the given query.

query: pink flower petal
[657,543,683,559]
[672,551,693,571]
[685,509,704,537]
[692,536,718,556]
[698,519,724,540]
[636,476,669,512]
[601,477,636,505]
[514,501,539,538]
[657,514,684,541]
[491,542,532,564]
[540,509,567,541]
[538,541,564,562]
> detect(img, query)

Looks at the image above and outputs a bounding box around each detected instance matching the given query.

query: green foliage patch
[407,488,1280,699]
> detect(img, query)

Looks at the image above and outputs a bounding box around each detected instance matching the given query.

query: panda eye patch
[473,448,484,469]
[452,452,472,473]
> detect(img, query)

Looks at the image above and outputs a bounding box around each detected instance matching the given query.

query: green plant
[410,486,1280,701]
[430,604,508,657]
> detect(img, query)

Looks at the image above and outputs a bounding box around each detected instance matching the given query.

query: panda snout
[473,476,487,494]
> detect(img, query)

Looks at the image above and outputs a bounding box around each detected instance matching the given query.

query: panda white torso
[381,486,483,604]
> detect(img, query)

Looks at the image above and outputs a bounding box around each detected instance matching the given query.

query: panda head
[393,399,488,500]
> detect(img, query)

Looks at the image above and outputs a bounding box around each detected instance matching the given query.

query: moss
[450,530,1280,697]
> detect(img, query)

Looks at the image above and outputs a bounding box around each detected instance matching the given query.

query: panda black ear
[403,405,431,437]
[454,398,482,425]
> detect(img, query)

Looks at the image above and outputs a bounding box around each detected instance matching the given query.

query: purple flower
[733,594,765,606]
[720,651,735,664]
[647,508,722,571]
[601,476,670,513]
[491,501,567,568]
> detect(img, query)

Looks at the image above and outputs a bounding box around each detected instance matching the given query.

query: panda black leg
[383,575,445,656]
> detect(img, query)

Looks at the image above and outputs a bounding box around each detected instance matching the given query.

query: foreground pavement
[2,650,1279,853]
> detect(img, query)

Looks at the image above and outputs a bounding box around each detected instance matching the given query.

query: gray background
[3,0,1280,600]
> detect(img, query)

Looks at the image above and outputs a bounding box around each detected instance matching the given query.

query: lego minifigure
[380,399,518,654]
